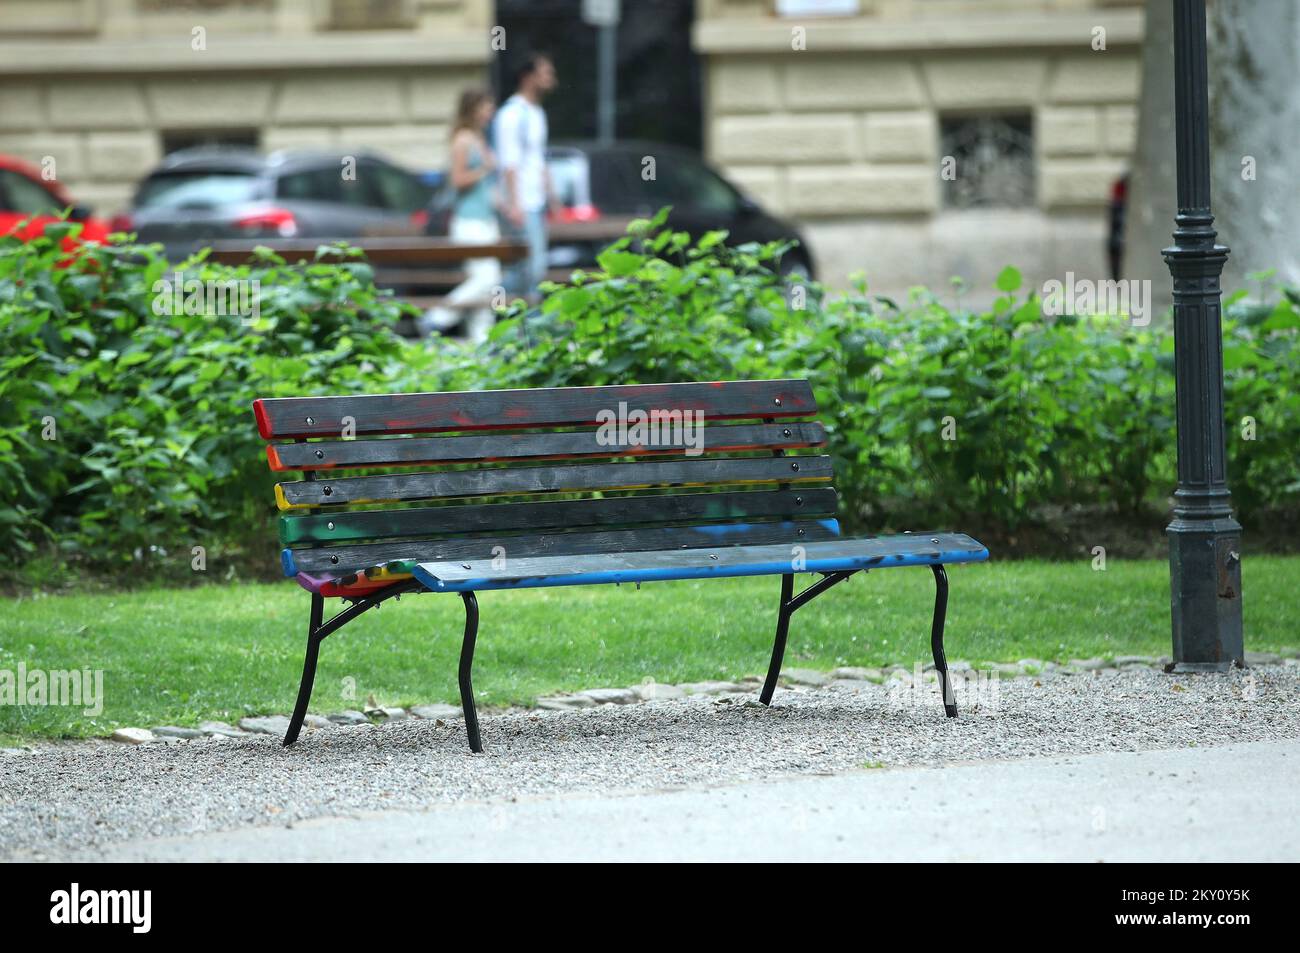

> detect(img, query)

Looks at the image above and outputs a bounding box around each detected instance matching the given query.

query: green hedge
[478,212,1299,531]
[1,213,1296,582]
[0,226,444,572]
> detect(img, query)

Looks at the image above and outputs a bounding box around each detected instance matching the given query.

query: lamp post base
[1167,516,1245,671]
[1166,660,1241,674]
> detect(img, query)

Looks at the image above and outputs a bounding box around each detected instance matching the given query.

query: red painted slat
[251,380,816,439]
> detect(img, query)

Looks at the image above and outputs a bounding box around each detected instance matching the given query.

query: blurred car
[0,155,111,244]
[122,147,433,258]
[420,141,811,280]
[544,141,815,280]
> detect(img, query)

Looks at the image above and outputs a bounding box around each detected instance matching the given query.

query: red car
[0,155,112,245]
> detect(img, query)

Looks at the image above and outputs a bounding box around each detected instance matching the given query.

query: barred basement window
[325,0,416,29]
[940,114,1035,209]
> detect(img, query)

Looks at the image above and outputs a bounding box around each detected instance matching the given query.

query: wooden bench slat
[252,379,816,439]
[275,455,833,510]
[267,421,827,471]
[284,518,844,577]
[205,237,529,266]
[280,487,838,547]
[412,534,991,592]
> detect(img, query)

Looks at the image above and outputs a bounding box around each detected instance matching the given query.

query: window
[0,170,61,215]
[323,0,414,29]
[610,149,739,216]
[651,158,739,215]
[276,167,374,208]
[548,153,593,209]
[365,163,429,213]
[940,114,1035,209]
[135,172,263,209]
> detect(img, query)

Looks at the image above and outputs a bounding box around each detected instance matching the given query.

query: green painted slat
[281,487,838,547]
[277,455,833,510]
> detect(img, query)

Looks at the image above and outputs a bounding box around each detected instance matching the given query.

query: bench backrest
[253,380,842,586]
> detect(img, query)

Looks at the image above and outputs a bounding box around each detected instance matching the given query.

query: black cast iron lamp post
[1164,0,1244,671]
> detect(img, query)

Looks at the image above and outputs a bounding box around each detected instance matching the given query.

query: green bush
[481,210,1298,531]
[0,225,448,573]
[1218,285,1300,514]
[1,213,1296,583]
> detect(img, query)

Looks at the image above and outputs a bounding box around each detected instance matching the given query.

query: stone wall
[695,0,1144,295]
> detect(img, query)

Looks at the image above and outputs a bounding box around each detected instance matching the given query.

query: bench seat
[412,534,988,593]
[285,517,849,597]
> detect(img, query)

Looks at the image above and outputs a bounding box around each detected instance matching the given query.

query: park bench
[206,236,529,331]
[253,379,990,752]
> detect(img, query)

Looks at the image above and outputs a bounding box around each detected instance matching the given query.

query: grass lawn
[2,555,1297,742]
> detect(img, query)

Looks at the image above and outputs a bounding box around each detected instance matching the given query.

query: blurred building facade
[696,0,1143,293]
[0,0,1144,293]
[0,0,490,214]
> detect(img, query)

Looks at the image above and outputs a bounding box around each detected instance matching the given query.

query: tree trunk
[1207,0,1300,294]
[1124,0,1177,316]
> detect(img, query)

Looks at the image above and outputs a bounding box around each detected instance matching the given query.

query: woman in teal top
[420,89,502,342]
[454,139,496,222]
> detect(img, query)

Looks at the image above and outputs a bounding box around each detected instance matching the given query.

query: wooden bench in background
[207,236,530,321]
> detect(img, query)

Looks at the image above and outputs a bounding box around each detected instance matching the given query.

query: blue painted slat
[413,534,989,593]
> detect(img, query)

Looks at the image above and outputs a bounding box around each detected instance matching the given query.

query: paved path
[88,739,1300,862]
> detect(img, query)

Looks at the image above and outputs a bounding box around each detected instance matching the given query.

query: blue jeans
[504,208,548,300]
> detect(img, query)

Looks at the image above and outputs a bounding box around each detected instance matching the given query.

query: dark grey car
[545,141,816,280]
[126,147,431,259]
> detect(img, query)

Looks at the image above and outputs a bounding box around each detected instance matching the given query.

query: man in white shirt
[495,52,558,302]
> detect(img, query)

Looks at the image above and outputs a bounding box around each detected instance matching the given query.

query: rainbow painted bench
[255,379,989,752]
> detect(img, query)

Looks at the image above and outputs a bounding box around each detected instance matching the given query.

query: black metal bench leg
[760,574,795,705]
[930,564,957,718]
[284,593,325,747]
[458,591,483,753]
[761,570,858,706]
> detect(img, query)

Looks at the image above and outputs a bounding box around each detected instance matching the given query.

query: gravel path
[2,664,1298,861]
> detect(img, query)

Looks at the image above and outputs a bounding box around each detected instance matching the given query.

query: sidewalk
[87,739,1299,862]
